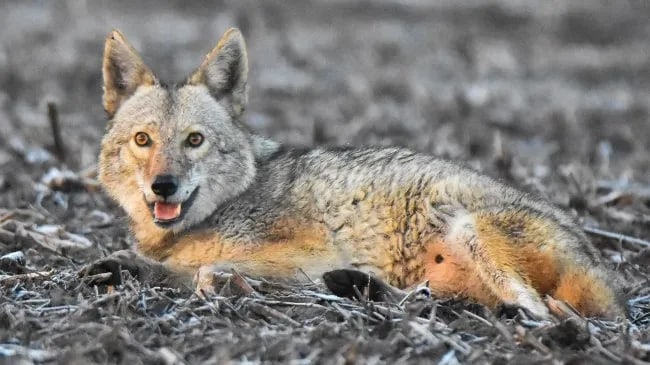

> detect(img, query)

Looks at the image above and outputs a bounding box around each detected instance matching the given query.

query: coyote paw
[496,303,528,319]
[192,264,257,298]
[193,265,221,297]
[323,269,393,302]
[78,250,143,286]
[497,301,551,321]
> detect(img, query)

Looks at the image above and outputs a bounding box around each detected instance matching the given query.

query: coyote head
[99,28,275,233]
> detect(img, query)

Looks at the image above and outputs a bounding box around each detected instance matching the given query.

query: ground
[1,0,650,363]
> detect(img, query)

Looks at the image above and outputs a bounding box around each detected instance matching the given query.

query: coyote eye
[187,132,204,147]
[134,132,150,147]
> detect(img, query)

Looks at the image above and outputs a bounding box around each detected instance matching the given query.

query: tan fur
[95,28,625,319]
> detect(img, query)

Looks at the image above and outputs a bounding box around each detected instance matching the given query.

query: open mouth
[147,187,200,227]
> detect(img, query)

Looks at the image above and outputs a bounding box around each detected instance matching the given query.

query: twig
[523,331,552,355]
[331,302,352,320]
[0,270,54,285]
[600,208,650,225]
[35,305,79,313]
[408,321,441,346]
[230,268,258,296]
[47,102,66,162]
[80,272,114,285]
[0,344,56,362]
[590,336,622,363]
[248,301,300,326]
[0,212,15,224]
[628,294,650,306]
[583,226,650,248]
[545,295,585,326]
[251,299,330,310]
[90,293,122,306]
[397,280,430,308]
[486,313,514,343]
[462,309,492,327]
[157,347,188,365]
[432,332,471,355]
[297,267,318,285]
[597,180,650,200]
[16,224,91,255]
[352,284,367,304]
[0,251,26,274]
[438,350,458,365]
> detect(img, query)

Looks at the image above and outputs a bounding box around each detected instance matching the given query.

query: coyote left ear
[189,28,248,118]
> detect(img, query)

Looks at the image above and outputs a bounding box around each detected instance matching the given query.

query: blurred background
[0,0,649,225]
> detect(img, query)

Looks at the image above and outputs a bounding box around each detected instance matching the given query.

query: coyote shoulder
[89,28,623,319]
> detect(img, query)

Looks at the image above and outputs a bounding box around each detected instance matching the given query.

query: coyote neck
[131,219,173,260]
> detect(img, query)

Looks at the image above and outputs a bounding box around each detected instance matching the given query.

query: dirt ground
[1,0,650,363]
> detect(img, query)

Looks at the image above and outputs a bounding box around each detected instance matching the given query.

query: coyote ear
[188,28,248,118]
[102,29,155,117]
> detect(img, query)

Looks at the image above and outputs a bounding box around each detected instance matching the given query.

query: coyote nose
[151,175,179,197]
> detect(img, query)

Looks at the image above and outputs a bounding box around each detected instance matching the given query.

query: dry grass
[0,256,643,363]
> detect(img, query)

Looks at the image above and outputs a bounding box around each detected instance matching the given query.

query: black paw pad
[496,303,525,319]
[323,269,389,302]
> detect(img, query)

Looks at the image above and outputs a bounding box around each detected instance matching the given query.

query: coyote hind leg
[434,206,550,319]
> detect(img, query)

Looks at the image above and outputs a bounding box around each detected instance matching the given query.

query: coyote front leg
[163,232,346,295]
[79,250,191,287]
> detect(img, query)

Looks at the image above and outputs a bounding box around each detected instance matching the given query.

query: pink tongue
[154,202,181,221]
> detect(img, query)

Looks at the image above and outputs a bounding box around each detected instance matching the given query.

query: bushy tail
[553,266,624,318]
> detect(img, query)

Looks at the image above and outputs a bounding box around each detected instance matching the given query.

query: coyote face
[99,29,259,232]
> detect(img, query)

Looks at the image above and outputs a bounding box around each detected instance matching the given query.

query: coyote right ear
[188,28,248,118]
[102,29,155,118]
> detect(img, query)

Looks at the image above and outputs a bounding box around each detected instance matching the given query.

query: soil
[1,0,650,363]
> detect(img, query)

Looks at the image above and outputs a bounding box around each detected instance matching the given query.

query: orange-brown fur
[554,267,620,317]
[164,220,337,279]
[423,239,498,307]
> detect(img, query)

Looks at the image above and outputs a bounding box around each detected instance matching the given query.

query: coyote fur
[86,28,624,319]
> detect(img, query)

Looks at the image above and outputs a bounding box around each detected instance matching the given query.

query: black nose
[151,175,179,197]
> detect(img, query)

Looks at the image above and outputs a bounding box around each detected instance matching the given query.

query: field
[1,1,650,363]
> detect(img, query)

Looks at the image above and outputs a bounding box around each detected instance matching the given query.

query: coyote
[85,28,623,319]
